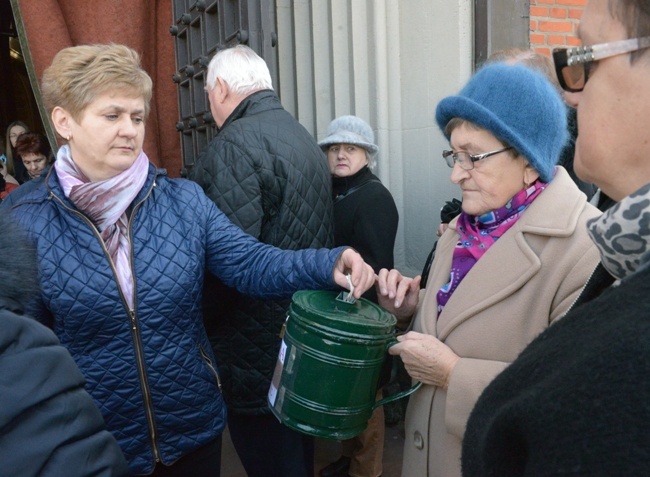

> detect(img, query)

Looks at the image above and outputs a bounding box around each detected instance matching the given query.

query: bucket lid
[290,290,396,336]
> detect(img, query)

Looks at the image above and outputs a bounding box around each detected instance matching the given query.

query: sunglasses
[553,36,650,93]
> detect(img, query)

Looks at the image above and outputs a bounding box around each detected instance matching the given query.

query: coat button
[413,431,424,449]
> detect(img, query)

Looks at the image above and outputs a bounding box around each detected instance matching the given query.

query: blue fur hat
[318,115,378,154]
[435,63,568,183]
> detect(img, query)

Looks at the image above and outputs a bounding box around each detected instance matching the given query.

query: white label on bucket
[279,340,287,365]
[268,340,288,407]
[268,381,278,406]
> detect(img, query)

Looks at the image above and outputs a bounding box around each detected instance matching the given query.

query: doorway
[0,0,45,154]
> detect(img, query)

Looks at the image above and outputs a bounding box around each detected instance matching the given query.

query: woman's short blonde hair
[41,44,153,121]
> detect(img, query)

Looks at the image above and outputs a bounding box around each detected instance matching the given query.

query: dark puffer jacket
[0,212,128,477]
[7,164,343,475]
[191,89,334,414]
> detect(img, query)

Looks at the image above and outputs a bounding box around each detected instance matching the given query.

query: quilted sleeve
[199,190,343,299]
[191,138,264,238]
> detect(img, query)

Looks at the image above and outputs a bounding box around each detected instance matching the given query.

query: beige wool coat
[401,167,602,477]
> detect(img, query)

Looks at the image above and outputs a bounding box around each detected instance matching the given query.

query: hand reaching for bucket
[388,331,460,390]
[376,268,421,327]
[332,248,376,298]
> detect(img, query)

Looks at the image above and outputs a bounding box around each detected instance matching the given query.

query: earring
[66,134,71,141]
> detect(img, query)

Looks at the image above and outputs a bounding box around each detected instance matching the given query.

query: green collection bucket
[268,290,421,440]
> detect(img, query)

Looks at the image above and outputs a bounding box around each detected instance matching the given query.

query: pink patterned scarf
[437,179,548,312]
[55,144,149,309]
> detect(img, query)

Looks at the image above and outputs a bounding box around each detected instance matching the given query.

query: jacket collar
[332,166,374,197]
[218,89,281,133]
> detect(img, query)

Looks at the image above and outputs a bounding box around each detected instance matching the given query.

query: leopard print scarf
[587,182,650,279]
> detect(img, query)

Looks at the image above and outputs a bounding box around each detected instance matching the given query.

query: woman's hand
[376,268,420,324]
[333,248,376,298]
[388,331,459,389]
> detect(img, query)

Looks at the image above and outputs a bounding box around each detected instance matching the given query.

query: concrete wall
[276,0,473,276]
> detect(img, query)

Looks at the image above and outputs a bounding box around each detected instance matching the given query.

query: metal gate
[170,0,278,176]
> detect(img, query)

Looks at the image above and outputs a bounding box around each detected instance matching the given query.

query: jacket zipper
[199,344,223,393]
[563,263,599,318]
[49,177,162,464]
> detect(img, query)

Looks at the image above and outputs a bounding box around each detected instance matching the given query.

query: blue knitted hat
[435,63,568,183]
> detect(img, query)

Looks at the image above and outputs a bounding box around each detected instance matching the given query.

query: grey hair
[206,45,273,96]
[366,150,377,170]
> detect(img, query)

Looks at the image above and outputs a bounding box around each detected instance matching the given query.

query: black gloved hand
[440,198,462,223]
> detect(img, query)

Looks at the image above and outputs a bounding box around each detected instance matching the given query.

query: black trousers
[228,413,314,477]
[146,436,222,477]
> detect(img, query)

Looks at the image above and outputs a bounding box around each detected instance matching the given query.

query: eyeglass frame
[442,146,514,170]
[553,36,650,93]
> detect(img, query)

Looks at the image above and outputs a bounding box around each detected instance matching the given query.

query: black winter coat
[191,90,334,414]
[332,166,398,302]
[462,262,650,476]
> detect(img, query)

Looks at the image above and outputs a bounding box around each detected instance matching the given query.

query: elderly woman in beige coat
[377,63,602,477]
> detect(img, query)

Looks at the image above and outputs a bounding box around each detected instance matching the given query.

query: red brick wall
[530,0,586,56]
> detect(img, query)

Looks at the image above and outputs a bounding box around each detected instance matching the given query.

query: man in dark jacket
[0,212,128,477]
[191,45,334,477]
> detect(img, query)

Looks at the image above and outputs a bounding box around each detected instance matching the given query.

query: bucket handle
[372,381,422,410]
[371,338,423,410]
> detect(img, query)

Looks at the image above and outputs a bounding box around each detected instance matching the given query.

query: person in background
[0,154,19,201]
[15,132,53,180]
[0,146,20,186]
[317,115,399,477]
[5,120,30,183]
[1,133,55,208]
[190,44,334,477]
[0,211,129,477]
[0,133,53,209]
[7,43,375,477]
[462,1,650,474]
[375,63,601,477]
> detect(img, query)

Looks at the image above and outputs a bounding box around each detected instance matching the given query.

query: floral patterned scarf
[437,179,548,312]
[55,144,149,309]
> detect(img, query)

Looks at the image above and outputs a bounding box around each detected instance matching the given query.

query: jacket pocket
[199,344,222,393]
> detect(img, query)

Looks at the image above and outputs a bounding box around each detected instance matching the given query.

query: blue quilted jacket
[7,164,343,475]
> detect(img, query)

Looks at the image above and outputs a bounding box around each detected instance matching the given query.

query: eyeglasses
[442,146,513,170]
[553,36,650,92]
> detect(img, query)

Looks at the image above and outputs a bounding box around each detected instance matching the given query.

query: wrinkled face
[22,153,48,179]
[449,123,537,216]
[327,143,369,178]
[67,91,145,182]
[566,0,650,201]
[9,125,27,147]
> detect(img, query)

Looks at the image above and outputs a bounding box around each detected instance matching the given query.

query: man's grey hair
[206,45,273,96]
